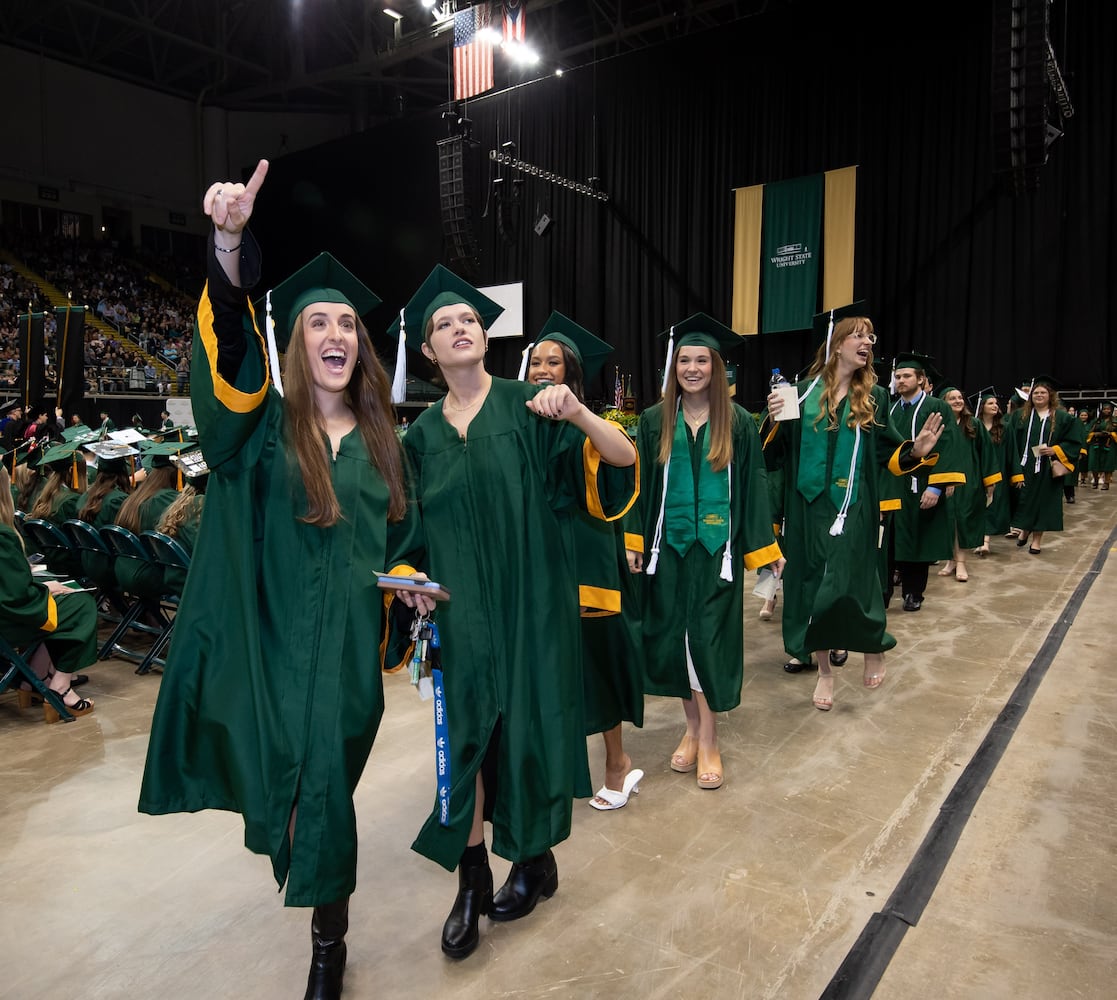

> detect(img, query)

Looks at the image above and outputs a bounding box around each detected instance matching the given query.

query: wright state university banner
[731,166,856,336]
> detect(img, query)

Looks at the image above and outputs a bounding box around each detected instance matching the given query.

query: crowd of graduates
[4,159,1115,1000]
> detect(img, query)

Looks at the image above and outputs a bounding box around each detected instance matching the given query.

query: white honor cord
[264,289,285,398]
[720,458,733,582]
[646,398,679,576]
[829,425,862,536]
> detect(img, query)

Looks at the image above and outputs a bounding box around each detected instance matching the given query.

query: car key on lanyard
[409,609,440,700]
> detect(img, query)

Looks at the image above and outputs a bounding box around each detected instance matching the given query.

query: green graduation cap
[37,439,83,469]
[60,423,96,442]
[1029,374,1060,391]
[811,301,869,361]
[658,312,742,395]
[141,439,197,471]
[86,440,140,476]
[518,311,613,384]
[171,446,210,481]
[254,251,382,352]
[385,264,505,403]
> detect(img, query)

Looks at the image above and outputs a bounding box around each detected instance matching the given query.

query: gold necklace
[683,406,708,425]
[445,394,483,412]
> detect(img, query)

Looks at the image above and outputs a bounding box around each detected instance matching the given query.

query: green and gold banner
[760,173,823,334]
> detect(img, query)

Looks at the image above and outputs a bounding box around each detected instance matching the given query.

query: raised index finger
[244,159,270,196]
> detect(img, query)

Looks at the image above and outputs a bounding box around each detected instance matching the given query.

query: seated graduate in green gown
[28,440,87,579]
[387,266,637,961]
[137,159,420,1000]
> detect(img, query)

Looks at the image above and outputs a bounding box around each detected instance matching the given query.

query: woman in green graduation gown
[763,309,943,711]
[28,441,87,578]
[137,160,418,1000]
[1,464,97,721]
[1005,377,1086,554]
[112,448,184,600]
[522,315,645,812]
[388,268,637,961]
[76,442,136,588]
[975,393,1009,554]
[627,315,782,785]
[1087,400,1116,489]
[936,386,1002,582]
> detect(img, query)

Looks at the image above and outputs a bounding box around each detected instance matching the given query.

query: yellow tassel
[71,459,79,490]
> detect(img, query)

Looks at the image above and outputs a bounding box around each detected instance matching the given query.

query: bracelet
[214,242,242,254]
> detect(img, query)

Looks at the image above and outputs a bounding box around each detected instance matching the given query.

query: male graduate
[885,352,966,611]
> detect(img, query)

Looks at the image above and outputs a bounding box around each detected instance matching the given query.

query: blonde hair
[282,312,407,527]
[0,466,15,529]
[806,317,879,431]
[658,344,734,472]
[156,485,202,538]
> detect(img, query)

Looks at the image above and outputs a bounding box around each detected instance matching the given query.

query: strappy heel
[43,687,94,724]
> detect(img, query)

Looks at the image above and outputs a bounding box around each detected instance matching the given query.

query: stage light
[383,7,403,19]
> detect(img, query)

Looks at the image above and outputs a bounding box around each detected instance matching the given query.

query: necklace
[683,406,709,425]
[445,394,483,413]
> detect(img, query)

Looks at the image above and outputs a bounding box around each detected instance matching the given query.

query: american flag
[454,3,495,102]
[503,0,526,43]
[614,367,624,409]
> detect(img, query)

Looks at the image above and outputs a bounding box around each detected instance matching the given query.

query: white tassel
[516,340,535,381]
[390,308,407,404]
[659,325,675,397]
[719,546,733,582]
[829,512,847,536]
[646,546,660,576]
[265,289,284,398]
[824,310,835,363]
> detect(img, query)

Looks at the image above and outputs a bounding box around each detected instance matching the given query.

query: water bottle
[769,368,799,421]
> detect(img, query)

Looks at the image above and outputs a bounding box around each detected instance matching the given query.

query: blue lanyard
[428,624,452,826]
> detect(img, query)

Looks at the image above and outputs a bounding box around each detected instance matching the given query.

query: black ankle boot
[489,850,558,922]
[441,859,493,959]
[304,897,349,1000]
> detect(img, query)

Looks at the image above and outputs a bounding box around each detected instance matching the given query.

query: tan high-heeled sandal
[43,687,95,724]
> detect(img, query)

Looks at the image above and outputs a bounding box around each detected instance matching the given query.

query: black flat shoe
[489,851,558,922]
[1016,535,1031,547]
[783,659,815,674]
[441,860,493,959]
[902,594,922,612]
[1029,547,1042,555]
[71,673,90,688]
[829,650,849,667]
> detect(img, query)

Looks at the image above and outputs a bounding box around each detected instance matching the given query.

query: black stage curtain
[253,0,1115,412]
[18,311,45,413]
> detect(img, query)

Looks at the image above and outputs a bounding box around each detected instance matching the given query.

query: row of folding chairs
[16,515,191,675]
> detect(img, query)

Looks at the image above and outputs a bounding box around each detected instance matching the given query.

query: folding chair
[99,524,174,673]
[138,530,192,673]
[21,517,77,577]
[61,518,132,622]
[0,635,74,723]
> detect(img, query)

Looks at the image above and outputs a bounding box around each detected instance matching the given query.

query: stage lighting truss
[488,150,609,202]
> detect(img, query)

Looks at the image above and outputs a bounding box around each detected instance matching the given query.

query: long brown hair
[30,464,87,519]
[78,470,134,522]
[980,397,1004,445]
[14,465,40,511]
[805,317,879,431]
[283,312,407,526]
[116,465,178,531]
[1022,386,1062,421]
[0,465,15,530]
[658,345,734,472]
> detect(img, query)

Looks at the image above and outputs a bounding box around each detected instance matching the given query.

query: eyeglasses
[848,331,877,345]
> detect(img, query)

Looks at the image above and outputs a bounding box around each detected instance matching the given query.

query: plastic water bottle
[769,368,799,421]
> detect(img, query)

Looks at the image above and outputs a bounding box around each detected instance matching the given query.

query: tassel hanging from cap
[516,340,536,382]
[659,325,676,397]
[264,289,285,398]
[390,308,407,405]
[824,309,836,363]
[70,457,80,490]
